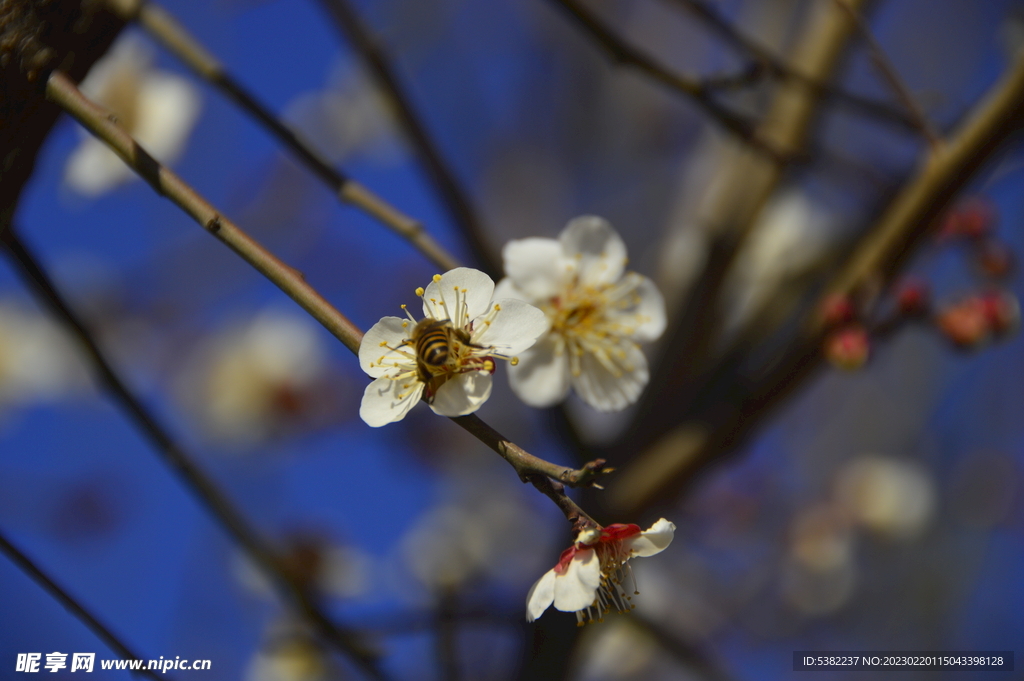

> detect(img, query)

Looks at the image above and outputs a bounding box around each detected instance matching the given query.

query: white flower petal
[625,518,676,557]
[134,73,201,163]
[525,568,557,622]
[473,298,548,356]
[502,237,568,301]
[492,277,526,303]
[572,341,648,412]
[508,334,571,408]
[65,139,134,196]
[422,268,494,325]
[608,274,666,343]
[358,317,415,378]
[359,376,423,427]
[553,548,601,612]
[429,371,493,417]
[560,216,627,287]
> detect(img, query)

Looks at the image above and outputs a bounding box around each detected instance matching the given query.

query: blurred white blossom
[246,621,329,681]
[835,455,936,539]
[576,620,657,680]
[178,310,329,445]
[725,190,834,332]
[358,267,546,426]
[285,61,400,165]
[495,217,666,412]
[235,534,372,601]
[0,301,90,411]
[65,32,201,196]
[397,483,545,594]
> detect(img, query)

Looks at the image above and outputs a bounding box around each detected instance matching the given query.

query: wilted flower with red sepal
[526,519,675,625]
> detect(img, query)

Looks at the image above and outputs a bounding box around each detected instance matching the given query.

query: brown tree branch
[664,0,919,132]
[547,0,784,161]
[102,0,461,273]
[0,528,166,681]
[610,47,1024,515]
[44,69,607,522]
[314,0,500,277]
[0,225,387,681]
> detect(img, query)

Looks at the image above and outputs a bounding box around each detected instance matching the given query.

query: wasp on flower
[358,268,548,426]
[526,518,675,625]
[494,216,667,412]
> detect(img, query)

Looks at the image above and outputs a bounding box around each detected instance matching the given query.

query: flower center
[576,540,641,626]
[543,275,647,379]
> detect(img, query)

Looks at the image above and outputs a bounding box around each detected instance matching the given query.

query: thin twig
[452,414,612,488]
[832,0,941,149]
[315,0,499,277]
[44,70,608,519]
[548,0,784,161]
[664,0,919,131]
[0,528,166,681]
[102,0,460,273]
[0,226,386,681]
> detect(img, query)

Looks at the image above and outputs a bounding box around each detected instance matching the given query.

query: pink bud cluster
[933,197,1019,349]
[819,195,1019,369]
[939,197,1015,279]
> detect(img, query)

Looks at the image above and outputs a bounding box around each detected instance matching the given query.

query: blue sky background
[1,0,1023,679]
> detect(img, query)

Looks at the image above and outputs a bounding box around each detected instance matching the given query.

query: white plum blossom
[495,217,666,412]
[65,32,201,196]
[526,518,675,625]
[358,267,547,427]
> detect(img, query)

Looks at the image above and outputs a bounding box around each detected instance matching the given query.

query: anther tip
[415,287,425,296]
[432,274,442,283]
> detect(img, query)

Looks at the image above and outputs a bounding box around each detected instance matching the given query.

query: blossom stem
[451,414,613,489]
[526,475,599,534]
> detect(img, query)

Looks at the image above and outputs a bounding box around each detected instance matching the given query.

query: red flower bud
[824,326,870,370]
[940,197,996,241]
[821,294,856,327]
[975,240,1015,279]
[936,298,989,348]
[978,291,1020,336]
[896,279,930,316]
